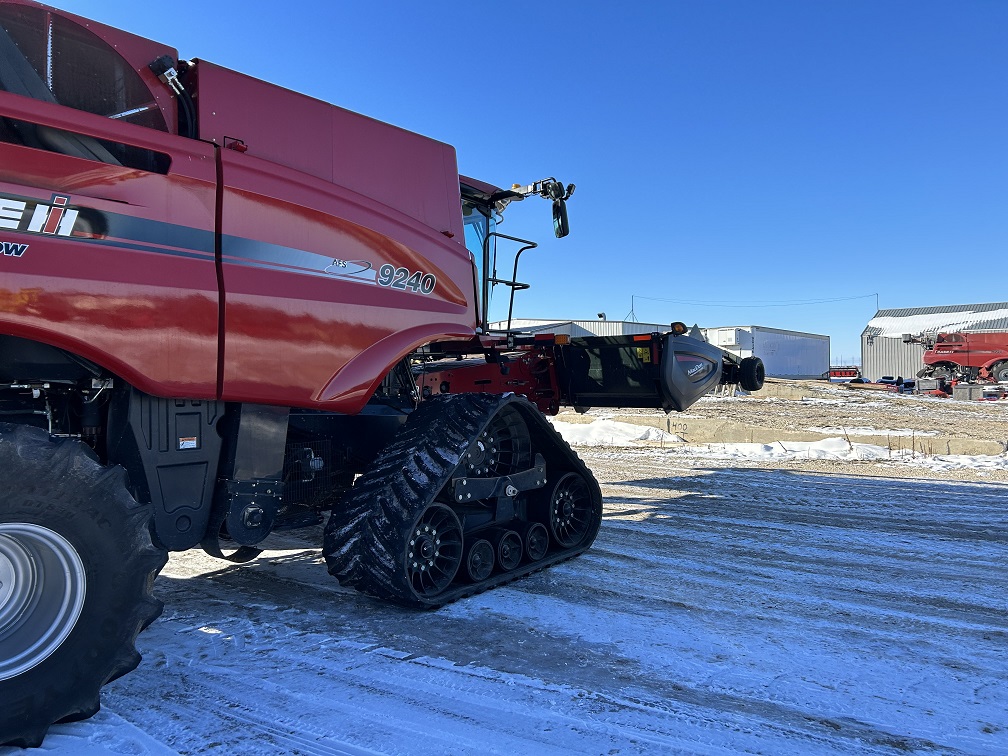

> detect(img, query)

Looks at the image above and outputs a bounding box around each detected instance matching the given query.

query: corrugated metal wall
[861,336,925,381]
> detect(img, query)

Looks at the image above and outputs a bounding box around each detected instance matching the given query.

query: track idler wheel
[522,522,549,561]
[463,538,495,582]
[495,529,523,571]
[543,472,596,548]
[405,504,463,599]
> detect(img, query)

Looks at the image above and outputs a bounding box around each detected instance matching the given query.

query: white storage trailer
[701,326,829,380]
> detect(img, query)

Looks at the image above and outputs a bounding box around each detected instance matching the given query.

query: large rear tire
[0,424,167,748]
[991,361,1008,383]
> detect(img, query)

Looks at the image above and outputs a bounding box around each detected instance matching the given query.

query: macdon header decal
[0,193,80,237]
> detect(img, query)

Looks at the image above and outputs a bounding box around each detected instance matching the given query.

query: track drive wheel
[405,504,463,599]
[356,497,464,607]
[0,424,167,748]
[460,404,531,477]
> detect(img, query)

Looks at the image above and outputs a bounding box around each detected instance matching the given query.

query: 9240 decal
[376,264,436,294]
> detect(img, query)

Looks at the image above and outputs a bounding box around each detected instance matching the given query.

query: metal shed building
[861,302,1008,381]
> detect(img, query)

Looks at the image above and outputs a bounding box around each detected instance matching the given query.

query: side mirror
[552,199,569,238]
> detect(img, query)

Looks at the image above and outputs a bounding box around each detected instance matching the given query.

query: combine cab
[0,0,763,746]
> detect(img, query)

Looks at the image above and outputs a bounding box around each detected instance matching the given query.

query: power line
[625,293,879,321]
[631,293,878,308]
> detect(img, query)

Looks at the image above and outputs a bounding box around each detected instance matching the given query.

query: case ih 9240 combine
[908,331,1008,383]
[0,0,764,745]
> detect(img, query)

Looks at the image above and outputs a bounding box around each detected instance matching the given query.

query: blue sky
[52,1,1008,364]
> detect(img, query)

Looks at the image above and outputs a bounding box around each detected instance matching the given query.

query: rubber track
[323,394,602,608]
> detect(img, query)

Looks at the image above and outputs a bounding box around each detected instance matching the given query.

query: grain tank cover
[188,61,463,240]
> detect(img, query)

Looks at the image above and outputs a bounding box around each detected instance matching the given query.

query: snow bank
[679,438,1008,471]
[550,418,1008,472]
[549,419,680,446]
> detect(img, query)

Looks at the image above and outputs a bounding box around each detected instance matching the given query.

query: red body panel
[218,150,477,411]
[0,4,482,412]
[0,93,219,397]
[193,62,464,241]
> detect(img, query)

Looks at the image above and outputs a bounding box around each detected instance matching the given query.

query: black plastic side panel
[108,386,223,550]
[210,404,288,546]
[556,335,664,409]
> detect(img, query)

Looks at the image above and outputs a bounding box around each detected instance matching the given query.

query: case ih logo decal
[0,194,80,239]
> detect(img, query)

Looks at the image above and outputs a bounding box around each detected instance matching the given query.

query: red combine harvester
[0,0,764,745]
[907,331,1008,382]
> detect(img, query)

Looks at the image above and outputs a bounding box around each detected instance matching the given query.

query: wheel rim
[0,523,86,681]
[496,531,522,571]
[524,522,549,561]
[461,406,531,478]
[547,473,594,548]
[464,538,494,582]
[405,504,462,598]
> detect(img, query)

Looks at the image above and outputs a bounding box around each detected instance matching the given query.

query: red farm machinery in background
[907,331,1008,383]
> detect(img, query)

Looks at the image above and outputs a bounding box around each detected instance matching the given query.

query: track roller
[495,530,523,571]
[463,538,495,582]
[522,521,549,561]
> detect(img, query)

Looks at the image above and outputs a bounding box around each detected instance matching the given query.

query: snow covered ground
[550,418,1008,476]
[7,394,1008,755]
